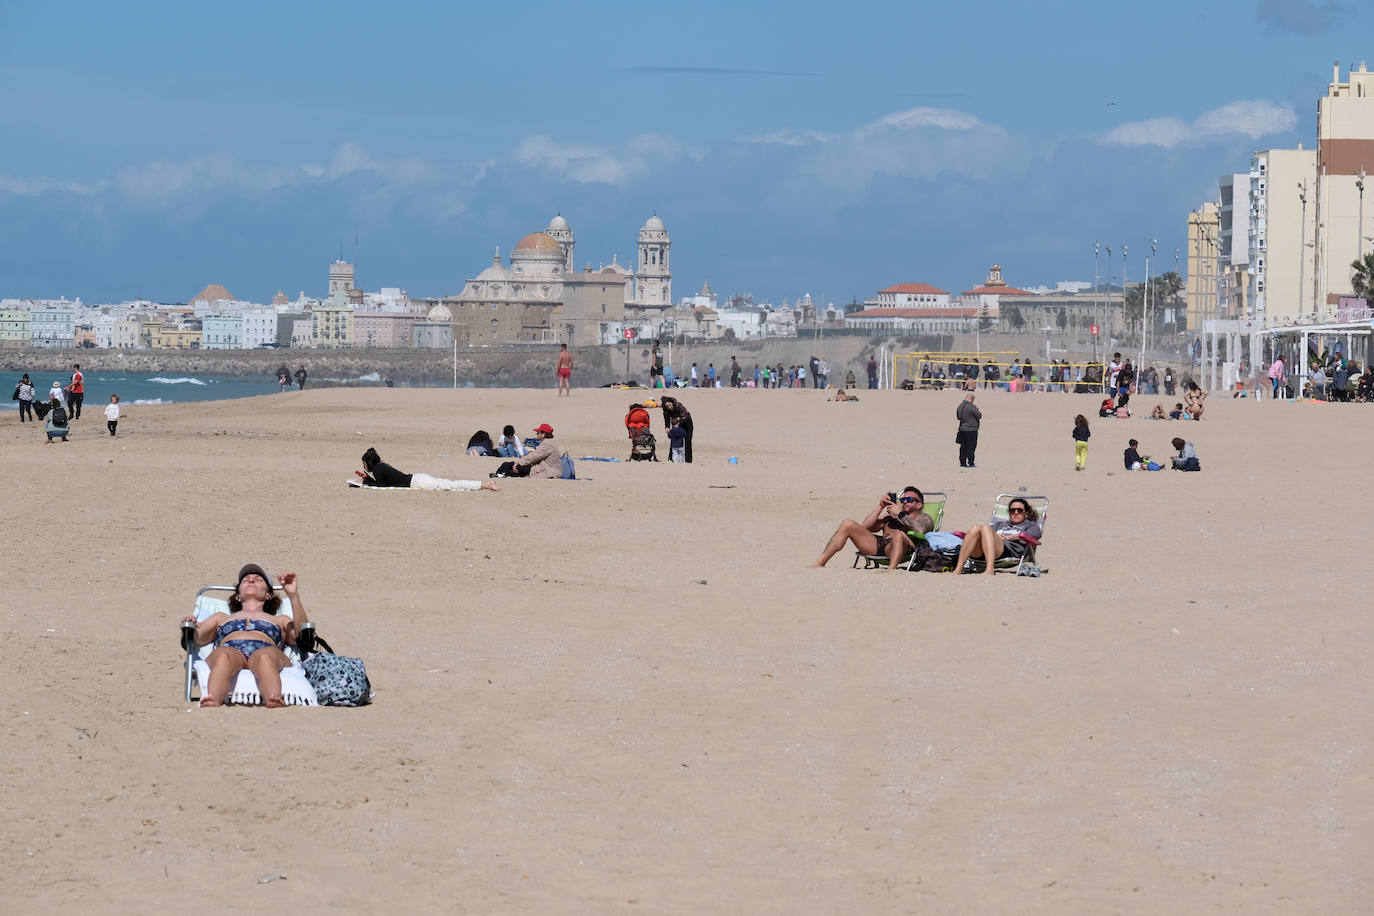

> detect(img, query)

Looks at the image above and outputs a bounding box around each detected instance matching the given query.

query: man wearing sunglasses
[810,486,931,571]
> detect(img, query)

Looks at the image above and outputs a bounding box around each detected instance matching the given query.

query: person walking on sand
[955,392,981,468]
[556,343,574,397]
[68,364,84,419]
[15,374,34,422]
[867,356,879,389]
[294,366,307,390]
[1072,414,1091,471]
[104,394,121,436]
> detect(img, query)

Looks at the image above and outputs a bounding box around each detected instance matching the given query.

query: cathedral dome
[548,215,570,232]
[513,232,563,258]
[642,215,665,231]
[426,304,453,321]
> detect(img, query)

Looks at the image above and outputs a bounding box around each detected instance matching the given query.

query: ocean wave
[147,376,208,386]
[132,398,170,405]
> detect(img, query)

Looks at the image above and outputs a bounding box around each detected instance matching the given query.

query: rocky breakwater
[1,346,628,388]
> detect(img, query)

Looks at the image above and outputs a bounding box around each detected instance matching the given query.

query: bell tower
[635,213,671,305]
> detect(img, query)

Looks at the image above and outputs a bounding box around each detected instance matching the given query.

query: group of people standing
[12,364,121,441]
[275,364,308,391]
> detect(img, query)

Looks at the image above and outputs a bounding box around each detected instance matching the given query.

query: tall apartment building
[1218,173,1252,318]
[1315,62,1374,310]
[1246,147,1317,323]
[1186,202,1220,331]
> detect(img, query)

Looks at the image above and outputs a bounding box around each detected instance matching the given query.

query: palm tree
[1351,253,1374,300]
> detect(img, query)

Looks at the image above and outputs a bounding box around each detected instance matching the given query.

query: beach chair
[180,584,320,705]
[853,491,947,569]
[963,493,1050,575]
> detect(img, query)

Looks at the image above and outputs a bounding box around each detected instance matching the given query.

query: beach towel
[193,661,318,706]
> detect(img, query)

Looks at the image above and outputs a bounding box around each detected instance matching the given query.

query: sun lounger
[961,493,1050,575]
[853,491,947,569]
[180,584,319,706]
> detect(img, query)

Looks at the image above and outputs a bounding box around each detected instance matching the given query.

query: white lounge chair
[180,584,319,706]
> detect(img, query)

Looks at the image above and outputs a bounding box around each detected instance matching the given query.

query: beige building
[0,306,30,348]
[1246,147,1317,323]
[1315,63,1374,310]
[555,266,628,345]
[353,310,416,348]
[311,300,354,348]
[1187,201,1221,331]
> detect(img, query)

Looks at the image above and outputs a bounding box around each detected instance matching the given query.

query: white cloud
[1101,99,1297,149]
[514,133,701,185]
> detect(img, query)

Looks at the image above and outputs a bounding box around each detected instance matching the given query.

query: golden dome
[512,232,563,257]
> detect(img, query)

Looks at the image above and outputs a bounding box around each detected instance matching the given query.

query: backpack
[51,405,68,426]
[631,431,658,461]
[302,639,371,706]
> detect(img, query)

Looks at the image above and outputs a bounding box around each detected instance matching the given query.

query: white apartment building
[1218,173,1252,318]
[30,301,77,348]
[873,283,952,308]
[114,315,144,348]
[202,315,245,349]
[1315,62,1374,311]
[1247,147,1317,323]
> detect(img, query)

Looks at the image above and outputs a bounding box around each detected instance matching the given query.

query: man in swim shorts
[557,343,573,397]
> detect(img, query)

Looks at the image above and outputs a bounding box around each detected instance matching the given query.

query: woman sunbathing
[181,565,307,708]
[952,497,1042,576]
[354,447,500,491]
[1150,404,1167,420]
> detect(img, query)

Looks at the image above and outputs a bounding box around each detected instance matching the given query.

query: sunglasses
[899,496,921,504]
[1009,506,1027,514]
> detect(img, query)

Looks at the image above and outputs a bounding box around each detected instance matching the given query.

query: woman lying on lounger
[353,447,500,491]
[952,497,1041,576]
[181,564,307,708]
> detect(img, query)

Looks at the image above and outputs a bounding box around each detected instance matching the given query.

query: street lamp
[1299,180,1308,318]
[1093,241,1100,361]
[1357,168,1366,261]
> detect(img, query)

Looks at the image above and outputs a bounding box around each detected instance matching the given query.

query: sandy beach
[3,383,1371,913]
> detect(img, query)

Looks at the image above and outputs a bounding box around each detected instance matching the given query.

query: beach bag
[560,453,576,479]
[303,639,371,706]
[10,385,17,401]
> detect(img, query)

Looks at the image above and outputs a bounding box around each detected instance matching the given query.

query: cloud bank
[1100,100,1298,149]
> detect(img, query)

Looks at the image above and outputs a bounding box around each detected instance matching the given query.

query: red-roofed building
[957,265,1036,328]
[874,283,952,308]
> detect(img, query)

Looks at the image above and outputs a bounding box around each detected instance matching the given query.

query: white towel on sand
[193,661,318,706]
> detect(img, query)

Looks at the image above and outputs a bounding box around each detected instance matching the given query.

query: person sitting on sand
[1150,404,1167,420]
[1168,403,1185,420]
[1124,439,1145,470]
[1098,397,1116,418]
[496,424,525,458]
[45,396,70,443]
[180,565,308,708]
[830,389,859,402]
[1170,438,1201,471]
[465,429,497,457]
[493,423,564,478]
[952,496,1042,576]
[810,487,932,573]
[354,447,499,491]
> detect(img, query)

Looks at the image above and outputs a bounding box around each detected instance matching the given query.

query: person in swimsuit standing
[556,343,574,397]
[181,564,309,708]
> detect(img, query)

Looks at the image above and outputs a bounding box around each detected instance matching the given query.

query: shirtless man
[556,344,573,397]
[810,487,932,573]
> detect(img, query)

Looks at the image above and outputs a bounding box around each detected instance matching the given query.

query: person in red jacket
[68,363,85,419]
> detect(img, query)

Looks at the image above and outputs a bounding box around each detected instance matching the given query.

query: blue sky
[2,0,1370,304]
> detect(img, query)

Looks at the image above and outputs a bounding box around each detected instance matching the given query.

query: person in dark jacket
[355,447,498,491]
[955,393,981,468]
[659,396,694,463]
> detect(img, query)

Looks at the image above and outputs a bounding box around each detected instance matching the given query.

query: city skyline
[2,0,1369,303]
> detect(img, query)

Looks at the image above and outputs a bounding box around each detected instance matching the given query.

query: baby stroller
[625,403,658,461]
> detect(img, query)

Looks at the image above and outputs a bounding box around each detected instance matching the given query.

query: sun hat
[534,423,554,434]
[236,563,275,593]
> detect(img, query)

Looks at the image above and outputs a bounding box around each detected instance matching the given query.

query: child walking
[1072,414,1090,471]
[104,393,120,436]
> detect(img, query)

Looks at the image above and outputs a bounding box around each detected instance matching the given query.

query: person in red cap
[496,423,563,478]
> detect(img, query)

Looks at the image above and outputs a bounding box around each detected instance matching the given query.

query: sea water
[1,372,447,410]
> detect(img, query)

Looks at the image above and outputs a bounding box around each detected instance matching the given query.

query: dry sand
[3,384,1371,913]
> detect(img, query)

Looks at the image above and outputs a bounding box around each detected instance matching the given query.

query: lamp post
[1122,243,1128,346]
[1093,241,1100,362]
[1105,245,1113,349]
[1299,180,1308,318]
[1357,168,1366,261]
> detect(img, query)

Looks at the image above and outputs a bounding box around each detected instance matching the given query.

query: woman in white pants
[354,447,500,491]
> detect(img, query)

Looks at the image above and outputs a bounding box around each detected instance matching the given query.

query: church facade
[438,214,671,346]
